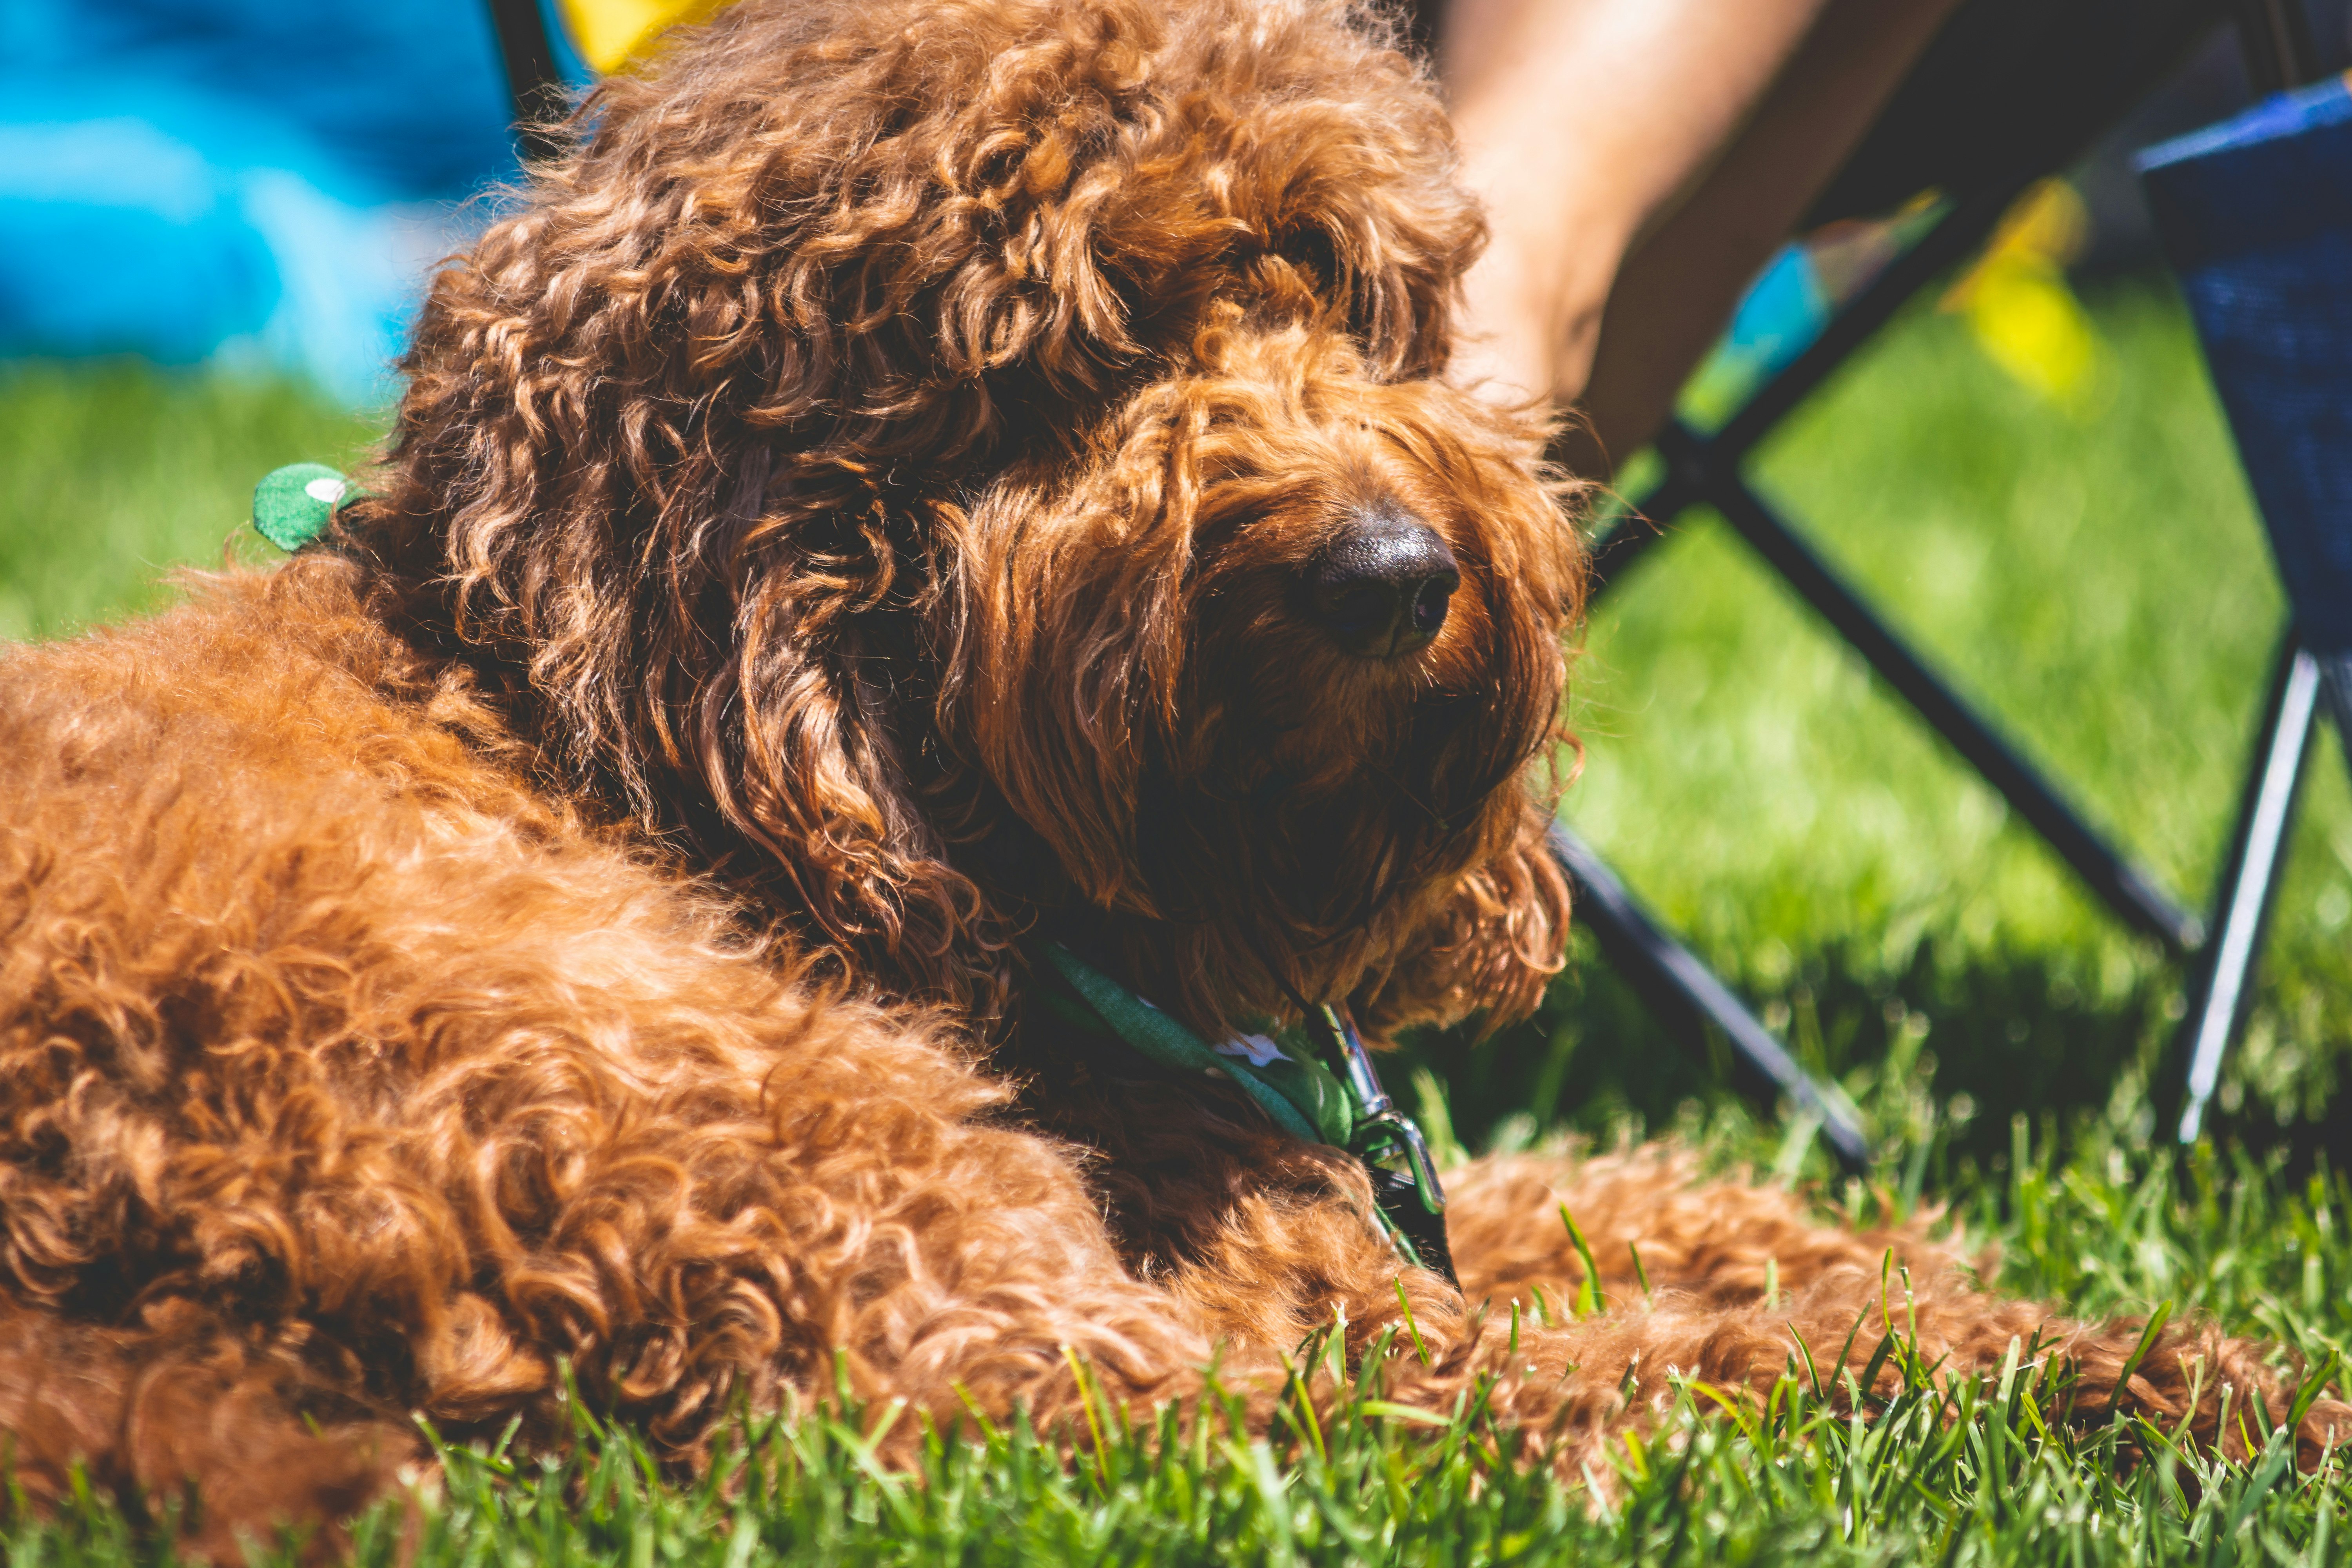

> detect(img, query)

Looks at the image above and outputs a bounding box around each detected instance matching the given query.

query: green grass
[3,278,2350,1561]
[11,1118,2347,1567]
[0,359,381,642]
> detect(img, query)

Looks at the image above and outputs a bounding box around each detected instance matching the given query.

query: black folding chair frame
[1555,0,2344,1165]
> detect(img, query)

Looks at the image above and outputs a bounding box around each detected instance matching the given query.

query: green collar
[1031,941,1448,1273]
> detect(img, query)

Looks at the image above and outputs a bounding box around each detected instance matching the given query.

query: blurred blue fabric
[2140,76,2352,657]
[0,0,546,402]
[1720,244,1832,386]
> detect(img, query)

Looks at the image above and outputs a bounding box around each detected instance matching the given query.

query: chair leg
[2173,636,2322,1143]
[485,0,566,159]
[2318,649,2352,782]
[1546,825,1872,1172]
[1700,457,2204,958]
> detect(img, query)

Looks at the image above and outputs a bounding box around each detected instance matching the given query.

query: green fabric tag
[251,463,356,552]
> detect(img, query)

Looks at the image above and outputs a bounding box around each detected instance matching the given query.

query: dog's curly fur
[0,0,2341,1552]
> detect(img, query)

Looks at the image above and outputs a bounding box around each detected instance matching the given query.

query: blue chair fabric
[2141,77,2352,657]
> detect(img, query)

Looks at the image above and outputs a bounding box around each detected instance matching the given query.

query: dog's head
[352,0,1583,1040]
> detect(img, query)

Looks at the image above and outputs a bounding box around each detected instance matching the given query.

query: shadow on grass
[1397,927,2352,1183]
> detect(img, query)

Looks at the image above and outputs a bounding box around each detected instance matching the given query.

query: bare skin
[1443,0,1968,475]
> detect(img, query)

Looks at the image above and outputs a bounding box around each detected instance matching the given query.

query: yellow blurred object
[1956,263,2102,407]
[557,0,728,73]
[1940,179,2103,409]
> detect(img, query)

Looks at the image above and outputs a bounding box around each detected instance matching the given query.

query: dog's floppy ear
[347,0,1127,1008]
[354,387,998,1007]
[933,396,1200,917]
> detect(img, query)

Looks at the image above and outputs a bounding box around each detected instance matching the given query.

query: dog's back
[0,561,1206,1551]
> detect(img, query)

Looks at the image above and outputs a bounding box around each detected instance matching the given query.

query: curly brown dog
[0,0,2340,1553]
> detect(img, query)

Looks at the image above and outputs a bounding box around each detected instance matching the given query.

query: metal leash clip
[1318,1004,1446,1219]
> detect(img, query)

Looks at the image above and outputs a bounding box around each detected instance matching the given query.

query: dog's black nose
[1307,505,1460,659]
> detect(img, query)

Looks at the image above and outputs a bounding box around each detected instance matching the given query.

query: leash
[1032,941,1454,1282]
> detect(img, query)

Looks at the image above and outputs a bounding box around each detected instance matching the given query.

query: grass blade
[1560,1204,1602,1317]
[2106,1301,2173,1425]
